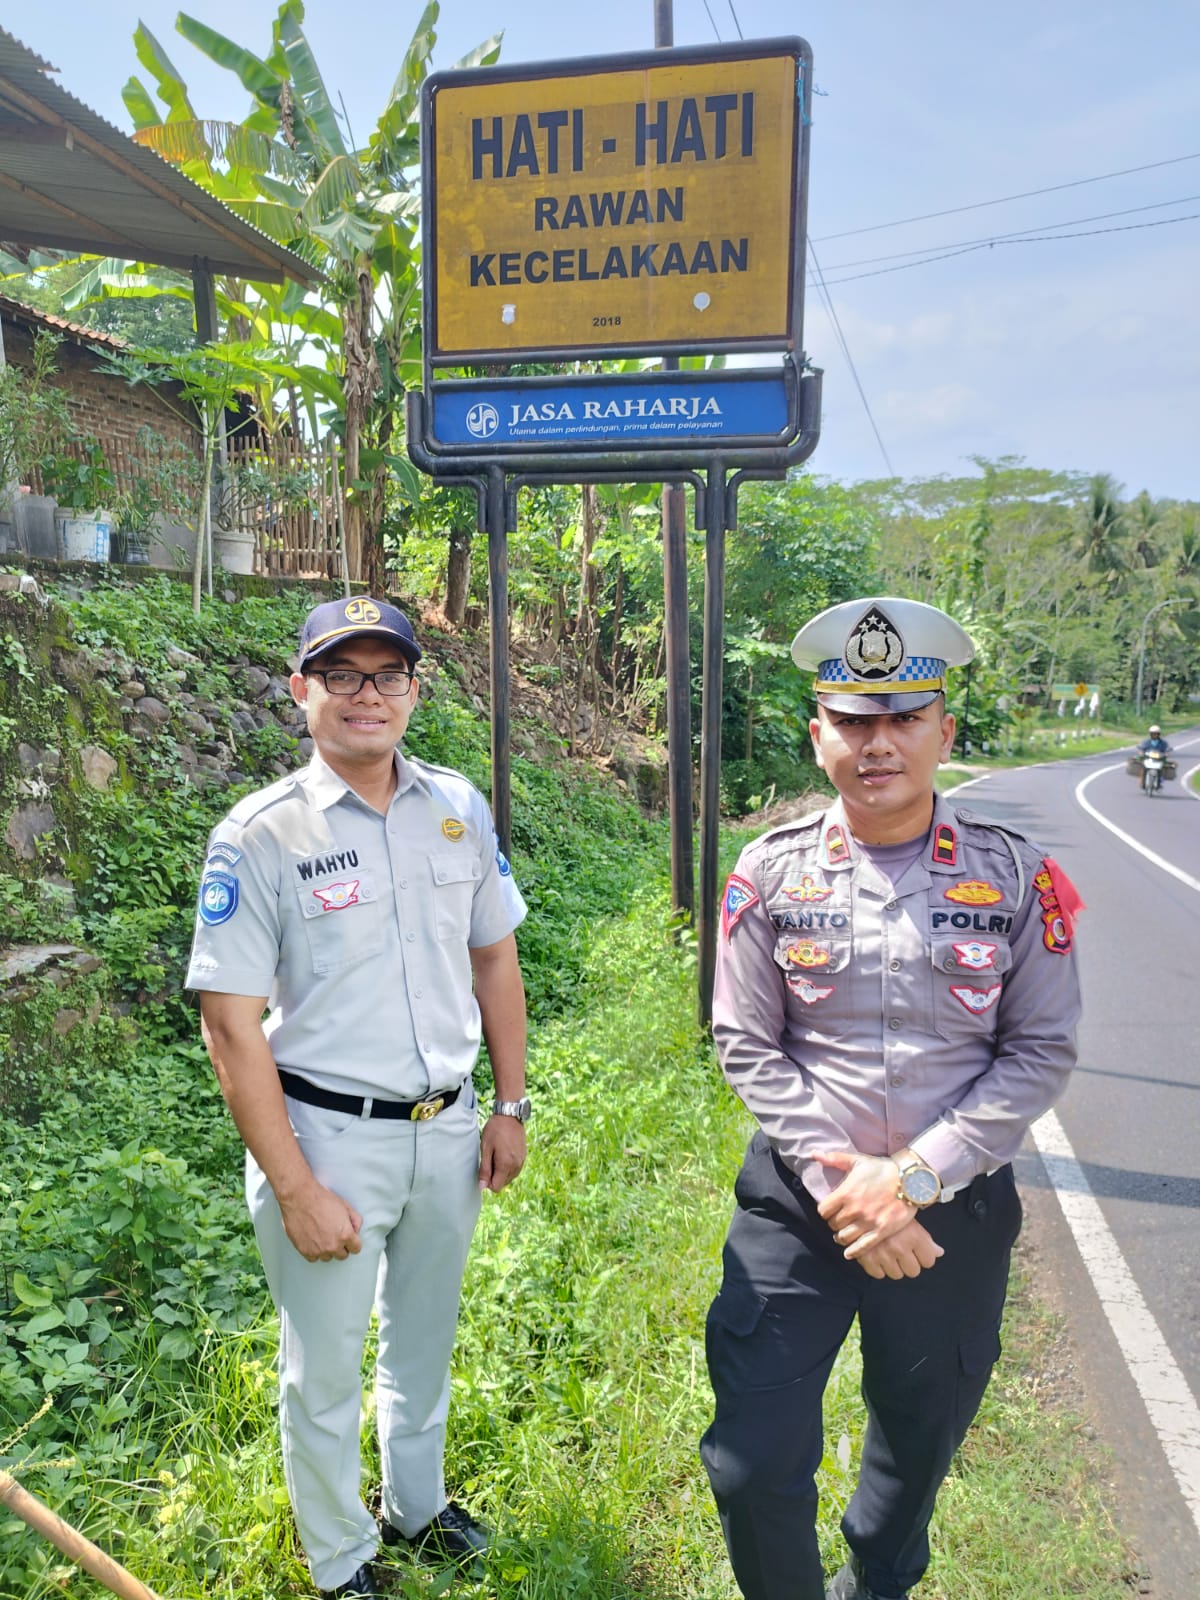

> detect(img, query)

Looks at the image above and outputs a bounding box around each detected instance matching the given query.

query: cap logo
[345,598,382,625]
[845,605,904,681]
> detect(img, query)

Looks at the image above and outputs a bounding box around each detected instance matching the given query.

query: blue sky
[26,0,1200,499]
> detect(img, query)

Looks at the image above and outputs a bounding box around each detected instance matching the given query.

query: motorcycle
[1141,752,1166,794]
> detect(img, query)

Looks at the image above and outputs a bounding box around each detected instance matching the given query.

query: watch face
[902,1166,940,1205]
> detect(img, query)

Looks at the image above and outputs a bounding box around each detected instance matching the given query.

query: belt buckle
[410,1095,445,1122]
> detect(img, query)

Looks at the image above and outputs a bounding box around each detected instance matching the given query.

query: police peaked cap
[791,596,975,714]
[299,596,422,669]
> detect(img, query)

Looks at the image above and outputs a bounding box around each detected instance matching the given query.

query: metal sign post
[410,36,818,1022]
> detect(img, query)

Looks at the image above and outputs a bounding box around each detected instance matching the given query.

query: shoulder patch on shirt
[722,873,758,938]
[206,840,242,869]
[495,839,513,877]
[198,869,239,926]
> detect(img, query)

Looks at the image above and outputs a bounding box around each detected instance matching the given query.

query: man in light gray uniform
[701,597,1083,1600]
[187,596,530,1599]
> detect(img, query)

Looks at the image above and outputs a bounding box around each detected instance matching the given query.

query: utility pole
[655,0,696,924]
[1135,597,1187,717]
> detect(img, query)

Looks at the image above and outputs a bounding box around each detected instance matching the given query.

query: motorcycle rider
[1139,725,1170,754]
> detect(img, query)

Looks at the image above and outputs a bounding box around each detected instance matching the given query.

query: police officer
[187,597,531,1599]
[701,597,1082,1600]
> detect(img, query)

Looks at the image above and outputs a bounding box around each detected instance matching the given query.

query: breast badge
[441,817,466,841]
[952,940,997,970]
[785,940,832,968]
[949,982,1002,1014]
[944,879,1003,906]
[788,975,835,1004]
[781,875,834,902]
[312,880,360,911]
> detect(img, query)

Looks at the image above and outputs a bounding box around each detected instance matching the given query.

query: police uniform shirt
[186,749,527,1100]
[712,792,1080,1202]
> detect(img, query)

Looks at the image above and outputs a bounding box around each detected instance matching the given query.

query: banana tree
[120,0,499,589]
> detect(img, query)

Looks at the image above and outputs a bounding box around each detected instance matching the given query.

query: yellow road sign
[425,43,807,360]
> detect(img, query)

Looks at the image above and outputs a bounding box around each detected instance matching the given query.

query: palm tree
[1074,473,1129,591]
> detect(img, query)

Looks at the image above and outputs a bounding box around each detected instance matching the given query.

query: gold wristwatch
[895,1152,942,1208]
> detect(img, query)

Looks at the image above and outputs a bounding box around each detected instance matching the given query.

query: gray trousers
[702,1133,1022,1600]
[247,1085,482,1591]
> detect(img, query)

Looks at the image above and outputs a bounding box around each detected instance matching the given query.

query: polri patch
[949,982,1002,1014]
[496,847,513,877]
[441,817,466,841]
[199,869,239,926]
[945,879,1003,907]
[722,873,758,939]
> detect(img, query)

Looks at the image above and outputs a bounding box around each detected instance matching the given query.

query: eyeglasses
[307,668,417,697]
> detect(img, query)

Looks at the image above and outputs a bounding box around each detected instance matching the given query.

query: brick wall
[2,315,202,477]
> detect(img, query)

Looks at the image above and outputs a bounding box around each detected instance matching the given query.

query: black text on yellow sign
[428,48,803,360]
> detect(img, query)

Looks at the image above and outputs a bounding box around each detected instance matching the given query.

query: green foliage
[39,438,118,514]
[0,329,72,491]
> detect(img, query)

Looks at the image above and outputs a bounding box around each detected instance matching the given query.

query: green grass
[4,886,1134,1600]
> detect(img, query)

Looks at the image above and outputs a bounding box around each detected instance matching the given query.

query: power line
[821,192,1200,273]
[725,0,745,40]
[808,236,896,478]
[815,210,1200,288]
[814,152,1200,242]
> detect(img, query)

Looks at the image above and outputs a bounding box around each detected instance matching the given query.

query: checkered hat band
[816,654,946,688]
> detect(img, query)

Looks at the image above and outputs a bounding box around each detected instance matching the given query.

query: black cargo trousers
[701,1132,1022,1600]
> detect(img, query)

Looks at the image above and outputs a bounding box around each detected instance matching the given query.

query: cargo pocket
[955,1322,1002,1432]
[931,936,1012,1040]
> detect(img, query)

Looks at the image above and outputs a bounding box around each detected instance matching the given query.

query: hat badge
[345,597,382,625]
[845,605,904,681]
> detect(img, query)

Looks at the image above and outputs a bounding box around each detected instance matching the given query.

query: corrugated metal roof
[0,27,320,285]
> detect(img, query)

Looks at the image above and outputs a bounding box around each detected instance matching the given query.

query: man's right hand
[279,1180,363,1263]
[854,1218,943,1281]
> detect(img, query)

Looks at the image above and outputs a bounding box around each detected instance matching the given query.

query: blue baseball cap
[298,597,422,670]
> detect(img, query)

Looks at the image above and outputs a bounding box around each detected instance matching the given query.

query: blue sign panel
[430,368,791,453]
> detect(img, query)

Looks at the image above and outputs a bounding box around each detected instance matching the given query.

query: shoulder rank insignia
[781,874,834,903]
[932,823,957,866]
[722,873,758,939]
[824,824,850,864]
[945,879,1003,906]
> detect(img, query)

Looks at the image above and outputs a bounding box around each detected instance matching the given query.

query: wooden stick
[0,1468,164,1600]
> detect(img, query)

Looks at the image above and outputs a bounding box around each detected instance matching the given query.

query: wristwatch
[895,1153,941,1208]
[492,1096,532,1123]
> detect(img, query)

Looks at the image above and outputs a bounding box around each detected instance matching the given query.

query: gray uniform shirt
[186,749,527,1100]
[712,793,1081,1202]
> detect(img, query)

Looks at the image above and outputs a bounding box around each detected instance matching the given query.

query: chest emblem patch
[786,940,831,968]
[441,817,466,841]
[313,879,360,912]
[781,875,834,903]
[788,975,835,1004]
[949,982,1002,1015]
[722,873,759,938]
[952,940,997,970]
[945,879,1003,907]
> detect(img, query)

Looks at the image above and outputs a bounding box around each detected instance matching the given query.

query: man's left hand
[815,1150,915,1259]
[479,1114,526,1192]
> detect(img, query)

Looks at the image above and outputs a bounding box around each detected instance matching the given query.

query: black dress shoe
[319,1562,380,1600]
[825,1554,907,1600]
[382,1501,490,1571]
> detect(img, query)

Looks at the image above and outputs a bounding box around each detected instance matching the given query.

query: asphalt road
[949,736,1200,1598]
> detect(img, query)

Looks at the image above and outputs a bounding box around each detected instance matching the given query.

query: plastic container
[54,510,112,563]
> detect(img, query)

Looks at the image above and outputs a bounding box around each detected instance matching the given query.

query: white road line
[1031,1110,1200,1541]
[950,761,1200,1541]
[1075,766,1200,892]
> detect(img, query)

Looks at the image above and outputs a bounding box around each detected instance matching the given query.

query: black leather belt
[278,1068,460,1122]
